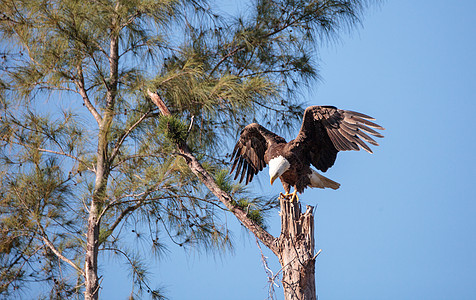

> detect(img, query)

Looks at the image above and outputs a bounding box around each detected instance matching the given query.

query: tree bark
[84,211,100,300]
[84,126,109,300]
[277,197,316,300]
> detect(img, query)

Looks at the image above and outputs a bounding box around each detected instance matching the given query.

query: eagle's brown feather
[229,106,384,193]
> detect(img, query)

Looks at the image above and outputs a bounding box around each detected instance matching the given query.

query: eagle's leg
[280,182,292,200]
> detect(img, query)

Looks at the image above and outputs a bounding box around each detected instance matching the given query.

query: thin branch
[252,99,288,114]
[311,249,322,260]
[37,147,94,172]
[39,233,85,276]
[109,109,153,163]
[209,46,243,77]
[118,41,148,59]
[256,238,279,300]
[98,177,167,229]
[87,51,109,91]
[75,65,102,124]
[119,12,141,31]
[102,202,142,238]
[6,134,93,173]
[89,40,108,57]
[26,217,84,277]
[153,204,188,247]
[102,247,156,294]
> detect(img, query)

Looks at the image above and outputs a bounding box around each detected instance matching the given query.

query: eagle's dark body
[230,106,384,196]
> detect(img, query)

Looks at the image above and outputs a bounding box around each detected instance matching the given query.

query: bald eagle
[230,106,384,201]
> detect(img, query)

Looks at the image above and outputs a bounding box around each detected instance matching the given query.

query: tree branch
[37,147,94,172]
[109,109,153,163]
[177,143,279,255]
[148,91,279,255]
[39,234,85,276]
[147,89,170,115]
[12,183,84,277]
[75,65,102,124]
[103,203,141,238]
[5,137,94,172]
[209,46,243,77]
[34,221,85,277]
[102,247,157,296]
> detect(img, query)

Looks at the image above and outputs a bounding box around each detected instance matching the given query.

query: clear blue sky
[100,1,476,299]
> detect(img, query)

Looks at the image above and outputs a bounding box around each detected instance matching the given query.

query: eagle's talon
[279,192,298,201]
[290,190,299,202]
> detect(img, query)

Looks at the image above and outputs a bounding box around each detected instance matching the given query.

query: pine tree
[0,0,371,299]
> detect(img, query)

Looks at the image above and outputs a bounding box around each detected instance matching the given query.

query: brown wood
[277,197,316,300]
[178,142,280,254]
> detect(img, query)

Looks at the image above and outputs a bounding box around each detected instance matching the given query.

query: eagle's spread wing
[294,105,384,172]
[230,123,286,184]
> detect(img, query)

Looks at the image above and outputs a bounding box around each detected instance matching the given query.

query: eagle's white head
[268,156,290,185]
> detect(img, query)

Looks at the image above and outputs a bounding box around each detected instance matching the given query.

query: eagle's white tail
[309,170,340,190]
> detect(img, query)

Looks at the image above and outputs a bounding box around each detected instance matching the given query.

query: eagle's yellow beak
[270,175,278,186]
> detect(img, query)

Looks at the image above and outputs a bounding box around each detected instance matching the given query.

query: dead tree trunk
[277,196,316,300]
